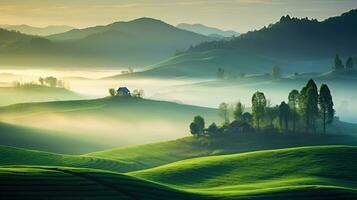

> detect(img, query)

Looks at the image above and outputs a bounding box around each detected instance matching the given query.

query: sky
[0,0,356,33]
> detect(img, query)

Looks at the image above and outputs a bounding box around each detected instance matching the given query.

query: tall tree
[288,90,299,132]
[233,101,244,120]
[346,57,354,71]
[252,91,266,129]
[190,123,199,136]
[319,84,334,134]
[218,102,230,125]
[279,101,290,132]
[334,54,344,71]
[193,115,205,135]
[299,79,319,133]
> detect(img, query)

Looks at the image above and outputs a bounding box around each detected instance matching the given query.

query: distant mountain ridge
[128,9,357,78]
[0,18,215,68]
[0,24,74,36]
[177,23,239,38]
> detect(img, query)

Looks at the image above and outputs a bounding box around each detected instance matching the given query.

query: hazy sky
[0,0,356,32]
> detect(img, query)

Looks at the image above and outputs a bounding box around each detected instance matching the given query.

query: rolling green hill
[1,146,356,199]
[130,146,357,199]
[0,97,218,153]
[88,133,357,172]
[0,166,204,200]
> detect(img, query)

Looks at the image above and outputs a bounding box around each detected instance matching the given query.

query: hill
[177,23,239,38]
[0,166,203,200]
[88,133,357,172]
[0,24,74,36]
[0,85,84,106]
[127,9,357,78]
[130,146,357,199]
[1,146,356,199]
[0,18,214,68]
[0,97,218,153]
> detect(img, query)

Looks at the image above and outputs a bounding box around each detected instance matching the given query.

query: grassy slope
[0,166,205,200]
[88,133,357,172]
[0,97,218,153]
[0,85,84,106]
[0,145,135,172]
[130,146,357,199]
[0,122,107,154]
[1,146,356,200]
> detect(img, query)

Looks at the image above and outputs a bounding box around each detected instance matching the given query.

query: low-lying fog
[1,68,356,124]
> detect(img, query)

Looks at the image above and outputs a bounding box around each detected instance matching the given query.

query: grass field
[0,146,356,199]
[0,96,218,153]
[130,146,357,199]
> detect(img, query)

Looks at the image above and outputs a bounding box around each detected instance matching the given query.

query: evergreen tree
[334,54,344,71]
[252,91,267,129]
[319,84,334,134]
[346,57,354,70]
[299,79,319,133]
[288,89,299,132]
[233,102,244,120]
[279,101,290,132]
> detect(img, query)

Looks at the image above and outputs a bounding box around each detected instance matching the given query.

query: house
[117,87,130,96]
[229,120,252,133]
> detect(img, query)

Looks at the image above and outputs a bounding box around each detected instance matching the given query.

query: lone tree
[346,57,354,71]
[109,88,116,97]
[334,54,344,71]
[288,89,299,132]
[218,102,230,125]
[319,84,334,134]
[279,101,290,132]
[252,91,267,129]
[233,101,244,120]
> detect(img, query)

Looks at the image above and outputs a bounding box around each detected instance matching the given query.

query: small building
[117,87,130,96]
[229,120,252,133]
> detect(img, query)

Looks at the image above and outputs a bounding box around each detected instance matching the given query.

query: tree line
[190,79,334,136]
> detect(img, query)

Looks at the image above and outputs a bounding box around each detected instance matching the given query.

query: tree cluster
[189,79,335,136]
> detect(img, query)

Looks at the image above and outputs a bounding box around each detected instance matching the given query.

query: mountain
[0,24,74,36]
[130,9,357,78]
[177,23,239,38]
[0,18,215,68]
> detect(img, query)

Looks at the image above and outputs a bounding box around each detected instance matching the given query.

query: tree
[346,57,354,71]
[279,101,290,132]
[218,102,230,125]
[241,112,253,125]
[265,104,279,127]
[193,115,205,135]
[299,79,319,133]
[44,76,58,87]
[190,122,199,136]
[272,65,280,79]
[133,89,144,98]
[233,102,244,120]
[288,90,299,132]
[334,54,344,71]
[109,88,116,97]
[216,68,225,79]
[207,123,218,135]
[319,84,334,134]
[251,91,266,129]
[38,77,44,85]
